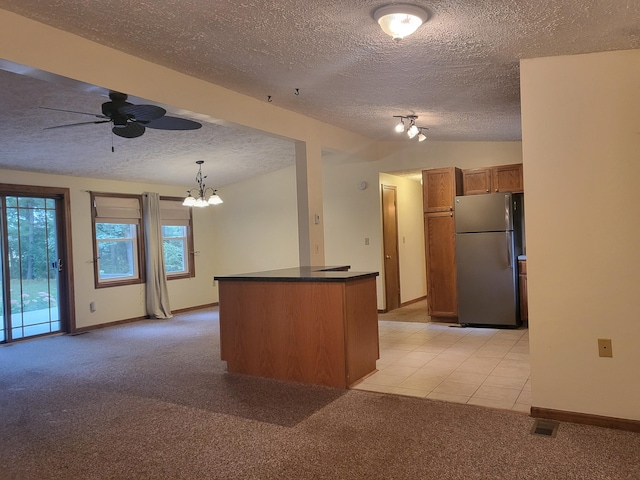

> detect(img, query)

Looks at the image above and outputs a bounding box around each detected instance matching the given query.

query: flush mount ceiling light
[393,115,428,142]
[374,4,429,41]
[183,160,223,207]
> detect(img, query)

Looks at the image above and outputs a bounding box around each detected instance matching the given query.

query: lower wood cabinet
[424,212,458,318]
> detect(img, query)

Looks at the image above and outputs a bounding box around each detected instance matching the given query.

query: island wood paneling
[219,276,379,388]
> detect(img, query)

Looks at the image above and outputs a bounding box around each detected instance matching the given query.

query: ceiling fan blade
[118,104,166,121]
[44,120,111,130]
[112,122,145,138]
[144,116,202,131]
[40,106,108,119]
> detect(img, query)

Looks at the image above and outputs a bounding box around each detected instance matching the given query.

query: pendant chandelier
[183,161,223,207]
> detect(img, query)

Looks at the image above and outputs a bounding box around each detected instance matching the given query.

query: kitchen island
[215,267,379,388]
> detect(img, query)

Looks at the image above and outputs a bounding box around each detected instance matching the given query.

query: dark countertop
[214,266,379,283]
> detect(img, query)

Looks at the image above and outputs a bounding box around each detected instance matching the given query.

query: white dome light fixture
[374,4,429,41]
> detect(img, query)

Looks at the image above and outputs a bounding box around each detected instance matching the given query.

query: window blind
[94,195,141,223]
[160,199,191,226]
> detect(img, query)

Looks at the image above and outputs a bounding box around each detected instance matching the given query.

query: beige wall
[210,165,300,278]
[322,143,523,310]
[0,168,218,329]
[521,49,640,420]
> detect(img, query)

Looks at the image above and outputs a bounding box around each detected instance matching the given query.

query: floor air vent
[531,419,559,437]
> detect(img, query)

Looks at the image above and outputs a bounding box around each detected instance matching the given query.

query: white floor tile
[356,315,531,415]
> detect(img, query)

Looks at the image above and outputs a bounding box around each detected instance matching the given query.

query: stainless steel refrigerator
[454,193,523,327]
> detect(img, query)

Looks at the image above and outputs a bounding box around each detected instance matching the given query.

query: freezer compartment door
[455,193,513,233]
[456,231,518,326]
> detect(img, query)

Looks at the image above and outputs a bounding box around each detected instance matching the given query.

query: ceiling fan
[42,91,202,139]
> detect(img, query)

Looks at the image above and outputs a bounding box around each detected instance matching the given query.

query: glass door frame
[0,183,76,341]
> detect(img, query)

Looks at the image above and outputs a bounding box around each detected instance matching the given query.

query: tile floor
[352,319,531,414]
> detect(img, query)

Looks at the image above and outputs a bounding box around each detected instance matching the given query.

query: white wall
[376,141,523,172]
[210,165,300,280]
[521,49,640,420]
[322,160,385,307]
[0,168,218,329]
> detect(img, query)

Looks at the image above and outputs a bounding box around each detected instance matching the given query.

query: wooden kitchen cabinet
[422,166,461,320]
[422,167,462,212]
[462,163,524,195]
[492,163,524,193]
[462,168,492,195]
[518,260,528,323]
[424,212,458,318]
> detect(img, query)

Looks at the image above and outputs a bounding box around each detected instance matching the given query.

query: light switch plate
[598,338,613,357]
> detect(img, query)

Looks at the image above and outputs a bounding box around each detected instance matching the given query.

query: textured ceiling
[0,1,638,187]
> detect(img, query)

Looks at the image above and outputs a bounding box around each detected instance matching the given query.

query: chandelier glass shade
[183,161,223,207]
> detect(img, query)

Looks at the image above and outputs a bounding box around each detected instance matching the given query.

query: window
[91,193,144,287]
[160,198,194,279]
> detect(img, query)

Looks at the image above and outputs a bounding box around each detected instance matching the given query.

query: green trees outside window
[162,225,187,274]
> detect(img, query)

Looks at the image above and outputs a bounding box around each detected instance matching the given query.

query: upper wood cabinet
[461,168,492,195]
[462,163,524,195]
[492,164,524,193]
[422,167,463,212]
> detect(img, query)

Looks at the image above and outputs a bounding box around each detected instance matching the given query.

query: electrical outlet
[598,338,612,357]
[89,301,96,313]
[365,237,370,245]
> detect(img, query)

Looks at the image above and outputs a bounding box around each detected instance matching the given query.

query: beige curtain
[143,192,172,319]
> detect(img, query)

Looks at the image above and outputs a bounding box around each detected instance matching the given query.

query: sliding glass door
[1,195,62,342]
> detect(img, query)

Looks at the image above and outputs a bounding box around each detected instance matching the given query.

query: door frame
[0,183,76,338]
[381,184,401,312]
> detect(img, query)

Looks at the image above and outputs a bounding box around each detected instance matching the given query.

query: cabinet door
[492,164,524,193]
[422,167,462,213]
[462,168,492,195]
[424,212,457,318]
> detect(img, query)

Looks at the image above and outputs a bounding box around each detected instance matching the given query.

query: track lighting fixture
[392,115,428,142]
[183,161,223,207]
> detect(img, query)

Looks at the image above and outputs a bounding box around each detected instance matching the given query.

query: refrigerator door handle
[504,194,510,227]
[506,232,512,268]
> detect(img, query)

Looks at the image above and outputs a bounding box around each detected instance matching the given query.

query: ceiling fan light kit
[374,4,429,41]
[183,161,223,207]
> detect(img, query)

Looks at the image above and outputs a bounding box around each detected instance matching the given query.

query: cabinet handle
[486,189,489,192]
[495,188,498,192]
[450,212,453,217]
[385,255,391,259]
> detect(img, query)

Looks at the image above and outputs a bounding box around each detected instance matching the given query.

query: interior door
[0,195,64,341]
[382,185,400,312]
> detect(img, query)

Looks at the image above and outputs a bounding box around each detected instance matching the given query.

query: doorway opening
[381,185,400,312]
[0,185,75,343]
